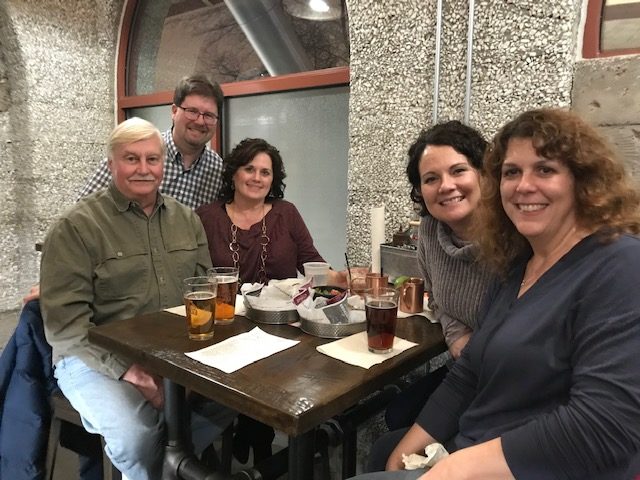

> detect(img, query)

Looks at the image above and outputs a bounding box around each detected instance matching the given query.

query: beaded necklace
[228,205,270,284]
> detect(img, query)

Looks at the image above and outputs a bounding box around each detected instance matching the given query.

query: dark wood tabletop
[89,312,445,437]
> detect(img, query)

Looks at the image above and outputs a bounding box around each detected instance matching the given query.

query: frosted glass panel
[224,86,349,271]
[128,105,172,131]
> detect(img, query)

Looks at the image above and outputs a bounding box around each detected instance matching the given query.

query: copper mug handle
[399,277,424,314]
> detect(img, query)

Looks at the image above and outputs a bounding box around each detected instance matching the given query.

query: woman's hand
[122,363,164,409]
[386,424,436,471]
[418,438,514,480]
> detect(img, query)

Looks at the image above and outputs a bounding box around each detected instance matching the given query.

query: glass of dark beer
[207,267,239,325]
[364,287,399,353]
[183,276,217,340]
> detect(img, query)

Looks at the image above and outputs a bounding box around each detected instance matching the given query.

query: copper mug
[398,277,424,314]
[366,273,389,291]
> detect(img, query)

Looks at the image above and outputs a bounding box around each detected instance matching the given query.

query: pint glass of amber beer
[183,276,217,340]
[207,267,239,324]
[364,287,399,353]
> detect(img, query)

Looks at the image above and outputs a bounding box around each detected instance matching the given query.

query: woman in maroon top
[196,137,328,284]
[196,137,339,464]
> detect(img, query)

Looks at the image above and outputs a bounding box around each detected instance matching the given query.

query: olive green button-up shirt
[41,183,212,379]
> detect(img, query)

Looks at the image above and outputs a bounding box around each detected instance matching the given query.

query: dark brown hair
[218,138,286,202]
[406,120,488,216]
[173,74,224,113]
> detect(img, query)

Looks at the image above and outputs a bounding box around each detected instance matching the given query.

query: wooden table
[89,312,445,479]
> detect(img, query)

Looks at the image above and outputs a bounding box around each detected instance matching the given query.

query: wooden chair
[45,389,121,480]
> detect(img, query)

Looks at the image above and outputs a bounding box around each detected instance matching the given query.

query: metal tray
[242,295,299,325]
[300,318,366,339]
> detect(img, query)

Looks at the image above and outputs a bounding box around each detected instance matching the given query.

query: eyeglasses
[177,105,219,125]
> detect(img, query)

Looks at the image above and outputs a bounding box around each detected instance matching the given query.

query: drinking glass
[303,262,330,287]
[348,265,371,297]
[207,267,239,324]
[364,287,399,353]
[183,276,217,340]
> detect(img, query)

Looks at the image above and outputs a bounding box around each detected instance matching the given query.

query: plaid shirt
[77,129,223,209]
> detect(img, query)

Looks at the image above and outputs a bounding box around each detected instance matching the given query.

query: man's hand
[23,284,40,304]
[448,333,471,360]
[122,363,164,409]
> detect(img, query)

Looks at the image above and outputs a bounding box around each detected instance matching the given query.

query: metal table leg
[288,429,316,480]
[162,379,231,480]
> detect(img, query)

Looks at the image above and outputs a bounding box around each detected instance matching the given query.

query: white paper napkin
[164,295,247,317]
[185,327,299,373]
[316,331,417,369]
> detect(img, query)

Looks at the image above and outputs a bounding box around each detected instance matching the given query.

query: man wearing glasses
[79,74,224,209]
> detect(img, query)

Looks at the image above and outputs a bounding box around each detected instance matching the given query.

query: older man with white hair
[40,117,234,480]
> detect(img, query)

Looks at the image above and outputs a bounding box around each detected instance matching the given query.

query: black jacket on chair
[0,300,57,480]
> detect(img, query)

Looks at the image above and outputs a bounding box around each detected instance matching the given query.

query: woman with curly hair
[353,108,640,479]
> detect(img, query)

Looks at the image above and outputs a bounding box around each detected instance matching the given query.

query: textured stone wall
[346,0,580,266]
[573,55,640,180]
[0,0,123,311]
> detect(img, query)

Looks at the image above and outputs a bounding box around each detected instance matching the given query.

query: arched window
[117,0,351,269]
[583,0,640,57]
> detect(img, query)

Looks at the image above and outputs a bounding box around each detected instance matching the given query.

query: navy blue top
[418,234,640,479]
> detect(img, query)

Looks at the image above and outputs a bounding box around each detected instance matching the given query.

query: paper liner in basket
[240,282,297,311]
[294,287,364,325]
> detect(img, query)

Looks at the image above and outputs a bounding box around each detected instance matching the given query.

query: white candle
[370,205,385,273]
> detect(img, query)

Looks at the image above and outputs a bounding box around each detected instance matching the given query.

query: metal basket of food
[300,317,366,339]
[242,289,299,325]
[297,286,366,338]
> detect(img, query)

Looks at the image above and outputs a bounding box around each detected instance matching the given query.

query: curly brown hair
[475,108,640,274]
[218,138,286,203]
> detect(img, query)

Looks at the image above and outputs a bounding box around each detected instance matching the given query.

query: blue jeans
[55,356,236,480]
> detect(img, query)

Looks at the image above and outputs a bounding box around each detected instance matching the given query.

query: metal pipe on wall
[433,0,444,124]
[463,0,476,123]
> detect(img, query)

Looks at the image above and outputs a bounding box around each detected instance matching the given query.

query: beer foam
[216,275,237,284]
[185,291,215,300]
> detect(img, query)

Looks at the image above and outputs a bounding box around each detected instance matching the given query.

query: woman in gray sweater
[375,120,494,469]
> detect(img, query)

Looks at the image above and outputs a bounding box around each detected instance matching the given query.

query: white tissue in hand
[402,453,429,470]
[402,443,449,470]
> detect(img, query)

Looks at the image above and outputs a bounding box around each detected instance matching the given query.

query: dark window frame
[583,0,640,58]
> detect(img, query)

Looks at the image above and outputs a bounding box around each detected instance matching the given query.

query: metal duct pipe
[223,0,313,76]
[464,0,476,123]
[433,0,444,124]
